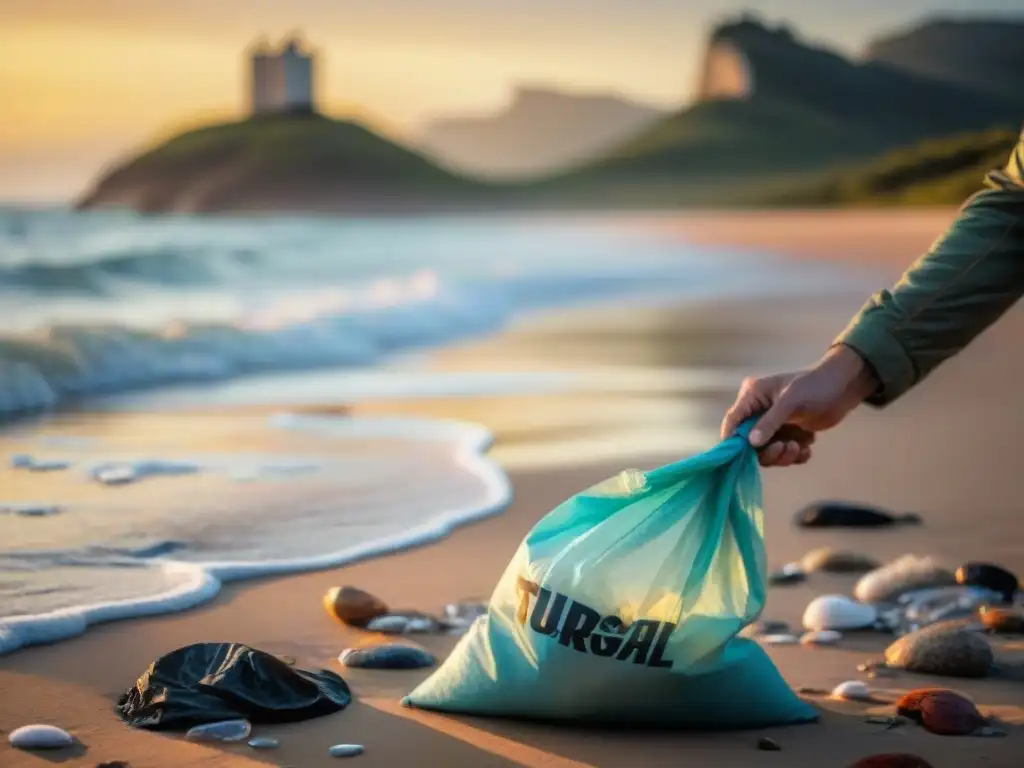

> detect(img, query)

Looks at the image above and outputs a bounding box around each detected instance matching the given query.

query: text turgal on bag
[403,421,817,728]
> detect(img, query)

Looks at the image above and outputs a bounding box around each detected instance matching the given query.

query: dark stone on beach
[96,762,132,768]
[756,736,781,751]
[323,586,389,627]
[794,501,920,528]
[955,562,1018,603]
[339,644,435,670]
[768,563,806,585]
[896,688,985,735]
[797,686,828,695]
[885,622,993,678]
[979,606,1024,634]
[848,755,935,768]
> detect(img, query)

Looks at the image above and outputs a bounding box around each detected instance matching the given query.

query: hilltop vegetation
[769,129,1019,207]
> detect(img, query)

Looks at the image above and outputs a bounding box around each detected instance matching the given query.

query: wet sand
[3,208,1024,767]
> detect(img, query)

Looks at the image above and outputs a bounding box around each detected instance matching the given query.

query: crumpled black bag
[117,642,352,730]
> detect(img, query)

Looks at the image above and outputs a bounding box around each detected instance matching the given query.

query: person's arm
[836,129,1024,406]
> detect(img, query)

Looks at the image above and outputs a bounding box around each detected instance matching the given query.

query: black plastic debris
[117,642,351,730]
[794,501,920,528]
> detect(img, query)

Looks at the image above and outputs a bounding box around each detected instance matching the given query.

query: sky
[3,0,1022,202]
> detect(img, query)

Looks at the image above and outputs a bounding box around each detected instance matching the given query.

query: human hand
[720,345,879,467]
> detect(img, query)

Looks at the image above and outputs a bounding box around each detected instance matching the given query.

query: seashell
[955,562,1018,603]
[854,555,956,604]
[800,547,880,573]
[8,724,74,749]
[800,629,842,646]
[185,719,251,743]
[329,743,365,757]
[339,644,435,669]
[831,680,872,701]
[323,586,388,627]
[802,594,877,631]
[885,623,993,678]
[896,688,985,735]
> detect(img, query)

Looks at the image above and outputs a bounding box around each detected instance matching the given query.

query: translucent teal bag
[404,421,817,728]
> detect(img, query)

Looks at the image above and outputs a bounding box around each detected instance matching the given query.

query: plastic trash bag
[404,421,817,728]
[117,642,352,729]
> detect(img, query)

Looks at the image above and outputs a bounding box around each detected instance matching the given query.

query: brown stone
[848,756,935,768]
[979,605,1024,634]
[801,547,880,574]
[884,622,993,678]
[896,688,985,735]
[323,586,388,627]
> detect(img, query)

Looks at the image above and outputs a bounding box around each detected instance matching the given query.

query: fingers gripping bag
[403,420,817,728]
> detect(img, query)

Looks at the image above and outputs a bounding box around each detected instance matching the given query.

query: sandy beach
[3,208,1024,768]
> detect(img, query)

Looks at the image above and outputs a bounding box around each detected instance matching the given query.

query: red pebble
[896,688,985,735]
[848,755,935,768]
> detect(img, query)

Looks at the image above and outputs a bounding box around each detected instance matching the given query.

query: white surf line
[363,698,598,768]
[0,415,512,656]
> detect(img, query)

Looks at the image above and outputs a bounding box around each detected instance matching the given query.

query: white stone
[366,615,408,633]
[329,743,365,757]
[800,630,842,646]
[854,554,956,604]
[8,724,74,749]
[831,680,872,701]
[761,633,799,645]
[802,594,877,631]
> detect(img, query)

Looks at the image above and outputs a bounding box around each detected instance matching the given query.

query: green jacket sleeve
[835,128,1024,406]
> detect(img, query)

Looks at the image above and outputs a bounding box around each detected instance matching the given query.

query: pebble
[247,737,280,749]
[756,736,781,751]
[0,503,61,517]
[185,719,252,743]
[741,619,790,638]
[9,454,71,472]
[323,586,389,627]
[96,762,132,768]
[848,755,935,768]
[794,501,920,528]
[884,623,993,678]
[366,615,410,633]
[329,743,365,758]
[831,680,872,701]
[339,644,435,670]
[803,595,877,631]
[797,686,828,695]
[801,547,880,574]
[800,630,842,646]
[8,724,74,749]
[760,633,799,645]
[896,688,985,735]
[854,555,956,604]
[955,562,1019,603]
[979,605,1024,634]
[768,562,806,585]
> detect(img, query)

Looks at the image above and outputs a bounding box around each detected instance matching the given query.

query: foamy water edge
[0,416,512,656]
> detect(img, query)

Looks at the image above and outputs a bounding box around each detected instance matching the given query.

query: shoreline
[4,208,1023,767]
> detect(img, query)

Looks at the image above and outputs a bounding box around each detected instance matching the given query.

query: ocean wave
[0,416,511,655]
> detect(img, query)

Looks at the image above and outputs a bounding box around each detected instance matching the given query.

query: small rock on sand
[979,605,1024,634]
[801,630,842,646]
[761,633,799,645]
[955,562,1019,603]
[848,755,935,768]
[896,688,985,735]
[855,555,956,604]
[803,595,877,631]
[323,586,389,627]
[756,736,781,751]
[831,680,872,701]
[885,623,993,678]
[8,724,74,749]
[339,644,435,670]
[768,563,806,585]
[329,743,364,758]
[248,737,280,749]
[742,619,790,637]
[794,501,919,528]
[185,719,251,743]
[801,547,880,574]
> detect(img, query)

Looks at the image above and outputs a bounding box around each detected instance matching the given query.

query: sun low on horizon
[2,0,1022,203]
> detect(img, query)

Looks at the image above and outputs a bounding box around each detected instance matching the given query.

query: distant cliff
[417,86,666,179]
[866,18,1024,107]
[78,113,489,214]
[544,15,1021,207]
